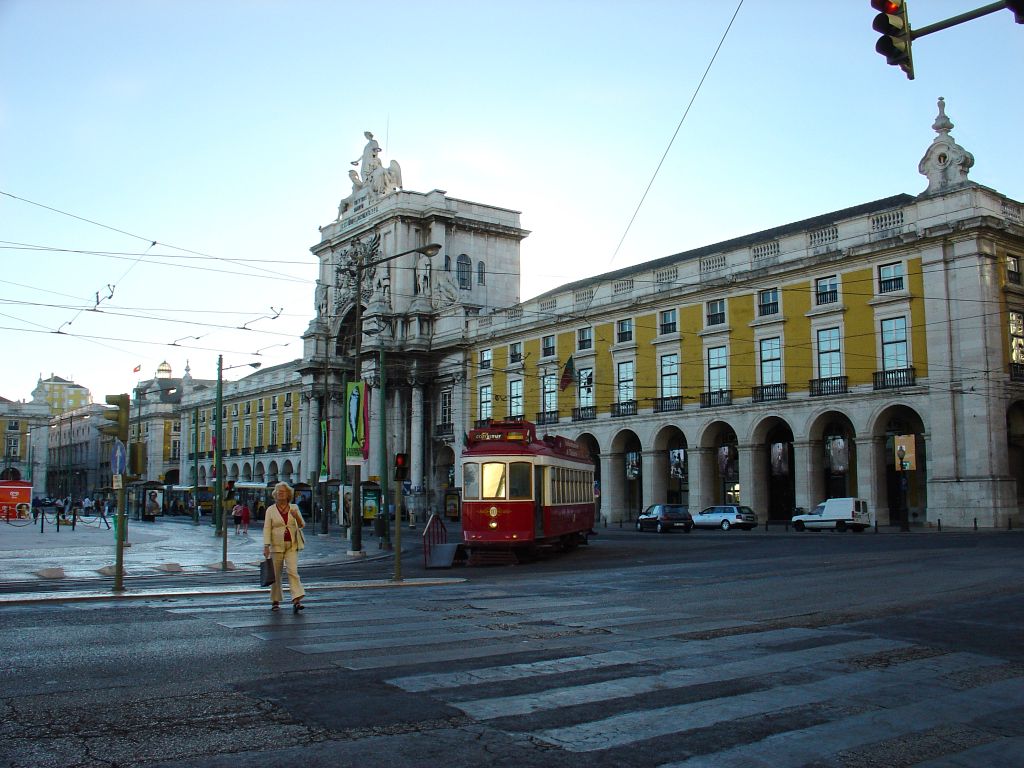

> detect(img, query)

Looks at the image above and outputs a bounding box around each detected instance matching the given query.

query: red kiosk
[0,480,33,520]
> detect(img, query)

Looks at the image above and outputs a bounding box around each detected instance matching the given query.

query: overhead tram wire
[606,0,745,271]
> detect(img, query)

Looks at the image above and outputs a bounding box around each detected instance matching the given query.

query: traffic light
[394,452,409,481]
[872,0,914,80]
[101,394,130,443]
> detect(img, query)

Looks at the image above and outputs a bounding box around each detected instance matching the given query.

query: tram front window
[463,463,480,499]
[509,462,532,499]
[482,462,507,499]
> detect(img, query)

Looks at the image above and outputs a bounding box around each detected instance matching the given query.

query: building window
[477,261,486,285]
[1009,255,1021,285]
[758,288,779,316]
[707,346,728,391]
[881,317,909,370]
[509,341,522,363]
[1011,312,1024,363]
[479,385,492,421]
[659,309,677,335]
[816,275,839,305]
[444,254,451,272]
[231,403,238,416]
[270,421,278,446]
[244,423,251,449]
[617,361,635,403]
[231,426,238,450]
[479,349,492,370]
[660,354,679,397]
[171,439,180,460]
[200,429,207,450]
[284,393,293,408]
[440,389,453,424]
[245,401,252,415]
[616,318,633,343]
[271,395,278,411]
[817,327,842,377]
[542,374,557,413]
[6,436,19,458]
[6,420,19,432]
[284,417,292,443]
[172,420,181,434]
[879,262,905,293]
[257,422,264,447]
[508,380,524,418]
[542,335,555,357]
[577,367,594,407]
[257,399,264,414]
[759,337,782,385]
[577,327,593,351]
[457,254,472,289]
[706,299,726,326]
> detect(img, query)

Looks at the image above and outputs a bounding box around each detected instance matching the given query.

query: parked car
[792,497,871,532]
[636,504,693,533]
[692,504,758,530]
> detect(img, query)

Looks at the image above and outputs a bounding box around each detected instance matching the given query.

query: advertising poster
[344,381,370,459]
[0,481,32,520]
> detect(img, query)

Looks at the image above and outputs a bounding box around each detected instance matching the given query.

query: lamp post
[192,406,200,525]
[215,356,262,570]
[897,444,910,532]
[342,241,442,560]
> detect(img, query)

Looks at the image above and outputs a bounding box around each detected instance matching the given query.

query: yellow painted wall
[785,281,812,394]
[730,295,755,392]
[844,267,875,388]
[594,321,615,412]
[679,305,703,399]
[907,257,928,377]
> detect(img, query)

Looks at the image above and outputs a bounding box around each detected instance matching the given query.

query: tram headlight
[488,520,498,529]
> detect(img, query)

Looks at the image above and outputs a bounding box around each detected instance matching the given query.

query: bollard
[874,520,878,533]
[72,510,77,531]
[974,517,978,531]
[937,518,941,532]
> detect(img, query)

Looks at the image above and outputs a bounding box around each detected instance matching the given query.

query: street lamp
[897,444,910,532]
[341,241,441,561]
[215,355,262,571]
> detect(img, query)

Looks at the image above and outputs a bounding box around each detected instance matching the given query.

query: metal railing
[752,383,787,402]
[873,367,916,389]
[809,375,848,396]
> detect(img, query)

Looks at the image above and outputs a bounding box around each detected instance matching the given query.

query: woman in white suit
[262,482,306,613]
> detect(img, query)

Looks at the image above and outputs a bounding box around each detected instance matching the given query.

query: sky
[1,0,1022,404]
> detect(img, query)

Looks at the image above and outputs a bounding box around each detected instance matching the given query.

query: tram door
[534,466,545,538]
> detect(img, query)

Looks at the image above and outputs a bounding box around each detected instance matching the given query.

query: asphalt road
[2,528,1023,767]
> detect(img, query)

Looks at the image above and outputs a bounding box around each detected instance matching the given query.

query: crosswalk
[156,587,1023,765]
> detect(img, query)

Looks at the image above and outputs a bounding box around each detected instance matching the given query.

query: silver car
[692,504,758,531]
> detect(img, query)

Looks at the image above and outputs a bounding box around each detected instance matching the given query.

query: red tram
[461,419,596,554]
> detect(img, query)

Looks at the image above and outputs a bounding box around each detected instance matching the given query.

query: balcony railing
[536,410,560,426]
[873,367,916,390]
[879,276,905,293]
[1012,363,1024,382]
[474,419,491,429]
[809,375,848,396]
[1010,271,1022,286]
[752,383,787,402]
[758,301,779,317]
[653,395,683,413]
[572,405,597,422]
[612,400,637,417]
[434,422,454,439]
[706,312,725,326]
[700,389,733,408]
[816,288,838,305]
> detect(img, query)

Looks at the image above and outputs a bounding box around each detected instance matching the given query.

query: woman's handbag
[259,557,276,587]
[295,526,306,551]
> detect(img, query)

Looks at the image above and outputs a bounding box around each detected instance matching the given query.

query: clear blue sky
[2,0,1021,402]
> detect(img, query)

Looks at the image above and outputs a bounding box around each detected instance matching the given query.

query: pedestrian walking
[232,502,243,534]
[240,502,251,535]
[262,481,306,614]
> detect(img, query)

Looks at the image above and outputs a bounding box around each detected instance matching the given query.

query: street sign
[111,439,127,475]
[113,475,123,490]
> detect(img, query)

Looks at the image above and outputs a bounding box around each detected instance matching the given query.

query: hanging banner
[669,448,686,479]
[828,436,848,475]
[319,419,329,482]
[345,381,370,459]
[771,442,789,476]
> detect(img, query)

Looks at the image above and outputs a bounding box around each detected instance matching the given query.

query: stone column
[690,447,715,511]
[739,442,768,514]
[410,378,425,492]
[858,434,887,526]
[641,449,659,509]
[306,393,319,482]
[601,452,625,525]
[792,439,820,512]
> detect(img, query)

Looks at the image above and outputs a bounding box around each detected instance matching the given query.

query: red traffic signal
[871,0,914,79]
[394,452,409,481]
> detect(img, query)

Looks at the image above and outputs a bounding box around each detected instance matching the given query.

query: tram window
[509,462,532,499]
[481,462,507,499]
[463,463,480,500]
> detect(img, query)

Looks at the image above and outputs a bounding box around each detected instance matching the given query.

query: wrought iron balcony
[611,400,637,417]
[879,276,905,293]
[873,367,916,390]
[809,375,848,397]
[1011,363,1024,382]
[815,289,838,305]
[572,406,597,422]
[434,422,454,439]
[535,410,560,426]
[752,383,787,402]
[653,395,683,413]
[700,389,732,408]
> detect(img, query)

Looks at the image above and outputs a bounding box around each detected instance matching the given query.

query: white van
[792,498,871,532]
